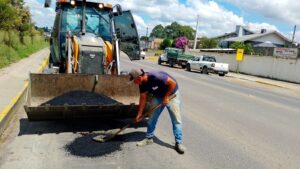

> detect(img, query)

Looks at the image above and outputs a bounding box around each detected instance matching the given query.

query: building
[215,25,255,41]
[214,25,292,48]
[147,38,163,49]
[223,30,292,48]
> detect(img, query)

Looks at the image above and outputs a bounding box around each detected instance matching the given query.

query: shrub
[175,36,188,49]
[160,38,173,49]
[230,42,254,54]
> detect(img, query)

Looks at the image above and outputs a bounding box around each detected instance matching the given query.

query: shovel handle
[140,93,176,119]
[101,94,177,142]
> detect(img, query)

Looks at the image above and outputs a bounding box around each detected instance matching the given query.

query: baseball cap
[129,69,144,81]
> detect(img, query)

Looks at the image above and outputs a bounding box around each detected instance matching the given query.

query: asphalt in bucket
[41,90,121,106]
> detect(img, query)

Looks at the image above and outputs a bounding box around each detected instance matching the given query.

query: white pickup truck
[186,55,229,76]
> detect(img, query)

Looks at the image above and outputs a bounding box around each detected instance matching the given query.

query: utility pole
[193,15,200,50]
[292,25,296,46]
[145,27,148,49]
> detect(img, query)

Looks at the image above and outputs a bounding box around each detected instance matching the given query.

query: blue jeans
[146,90,183,144]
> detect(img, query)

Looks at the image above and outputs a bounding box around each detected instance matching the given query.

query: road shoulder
[0,48,49,135]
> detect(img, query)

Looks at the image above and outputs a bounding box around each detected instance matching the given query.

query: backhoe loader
[24,0,142,120]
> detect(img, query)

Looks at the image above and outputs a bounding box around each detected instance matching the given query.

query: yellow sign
[236,49,244,61]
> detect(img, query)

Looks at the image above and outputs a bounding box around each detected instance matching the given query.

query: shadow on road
[18,118,174,158]
[158,63,184,70]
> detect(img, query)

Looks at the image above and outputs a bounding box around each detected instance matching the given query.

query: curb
[227,75,285,89]
[255,80,284,88]
[0,56,49,136]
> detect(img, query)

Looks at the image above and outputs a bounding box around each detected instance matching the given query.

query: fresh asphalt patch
[64,131,146,158]
[64,133,124,158]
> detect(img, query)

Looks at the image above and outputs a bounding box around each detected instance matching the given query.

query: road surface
[0,53,300,169]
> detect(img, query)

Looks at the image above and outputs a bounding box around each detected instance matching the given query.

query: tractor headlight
[70,0,75,5]
[99,3,104,9]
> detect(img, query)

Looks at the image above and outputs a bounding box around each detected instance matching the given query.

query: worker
[129,68,185,154]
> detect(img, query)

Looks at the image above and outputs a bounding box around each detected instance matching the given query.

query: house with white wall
[214,25,292,48]
[214,25,255,47]
[223,30,292,47]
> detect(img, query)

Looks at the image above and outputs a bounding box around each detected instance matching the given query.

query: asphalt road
[0,55,300,169]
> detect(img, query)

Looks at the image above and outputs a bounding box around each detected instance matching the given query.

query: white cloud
[24,0,289,41]
[132,14,147,36]
[294,31,300,44]
[104,0,247,37]
[245,22,278,32]
[225,0,300,24]
[24,0,55,28]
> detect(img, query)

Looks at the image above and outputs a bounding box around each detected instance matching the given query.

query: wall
[191,51,300,83]
[150,38,163,49]
[254,34,285,45]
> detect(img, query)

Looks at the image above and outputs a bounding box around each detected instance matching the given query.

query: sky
[25,0,300,42]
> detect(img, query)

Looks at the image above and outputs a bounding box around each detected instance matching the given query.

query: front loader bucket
[24,74,140,121]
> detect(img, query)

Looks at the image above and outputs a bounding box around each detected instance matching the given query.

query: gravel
[41,90,121,106]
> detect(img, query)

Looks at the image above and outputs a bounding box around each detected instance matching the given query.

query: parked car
[186,55,229,76]
[158,48,195,68]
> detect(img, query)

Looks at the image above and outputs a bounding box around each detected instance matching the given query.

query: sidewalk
[0,48,49,117]
[227,72,300,93]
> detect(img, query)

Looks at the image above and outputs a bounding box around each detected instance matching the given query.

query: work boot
[175,142,185,154]
[136,138,153,147]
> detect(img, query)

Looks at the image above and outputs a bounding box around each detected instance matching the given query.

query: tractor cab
[46,0,141,73]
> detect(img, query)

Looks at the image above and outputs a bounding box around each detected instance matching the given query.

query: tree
[0,0,34,45]
[198,37,218,49]
[160,38,172,49]
[140,36,149,41]
[150,24,165,38]
[150,22,195,40]
[0,0,18,30]
[174,36,188,49]
[165,22,194,40]
[178,25,194,40]
[164,22,180,39]
[229,41,244,49]
[18,6,32,44]
[244,43,254,54]
[230,42,254,54]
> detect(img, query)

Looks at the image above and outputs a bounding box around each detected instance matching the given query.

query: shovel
[92,94,176,143]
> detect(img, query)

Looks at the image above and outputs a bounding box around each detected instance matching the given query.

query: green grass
[147,49,164,56]
[0,32,49,69]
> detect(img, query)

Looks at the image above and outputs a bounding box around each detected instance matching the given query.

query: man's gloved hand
[162,97,169,105]
[135,113,143,123]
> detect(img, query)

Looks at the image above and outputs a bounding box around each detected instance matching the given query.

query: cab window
[114,11,140,60]
[61,5,111,41]
[61,6,82,33]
